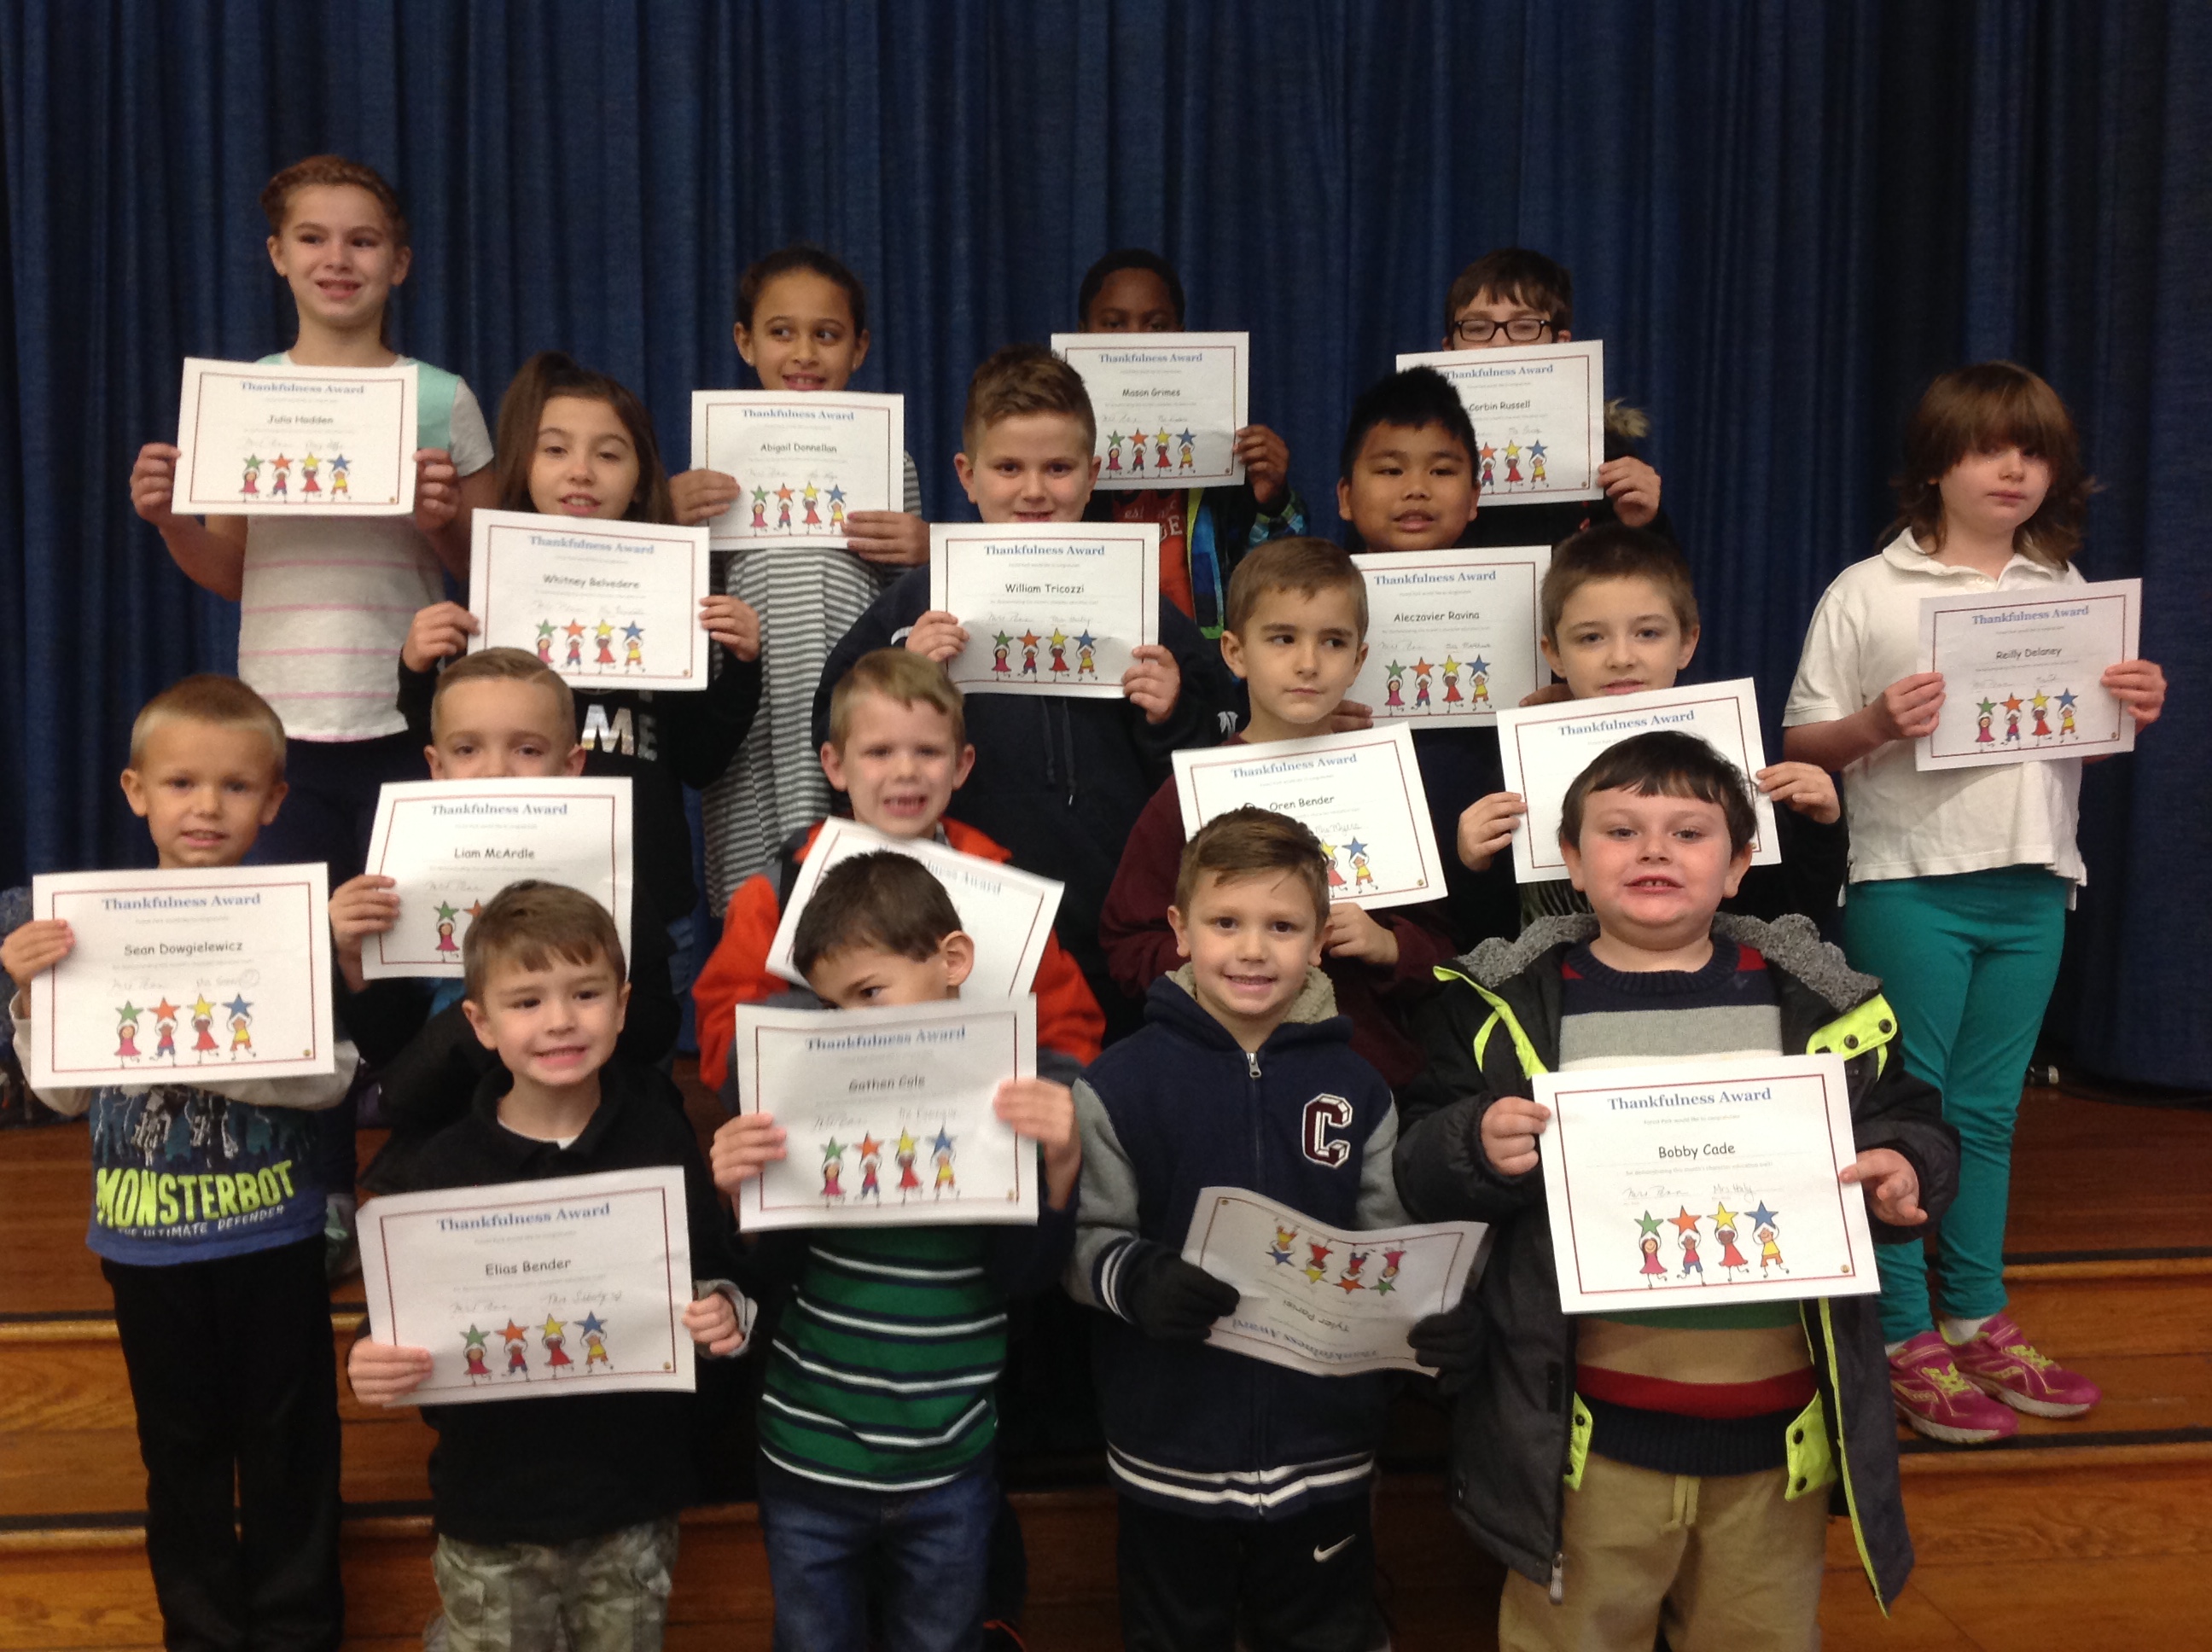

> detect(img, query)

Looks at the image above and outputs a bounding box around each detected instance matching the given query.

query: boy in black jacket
[1068,808,1460,1652]
[1394,733,1958,1649]
[813,346,1243,1035]
[347,881,747,1652]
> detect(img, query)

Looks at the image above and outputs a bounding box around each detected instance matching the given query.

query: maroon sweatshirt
[1097,742,1458,1090]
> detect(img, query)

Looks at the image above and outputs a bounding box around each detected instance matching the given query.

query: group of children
[7,152,2167,1652]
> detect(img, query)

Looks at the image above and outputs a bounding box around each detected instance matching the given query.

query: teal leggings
[1842,868,2070,1345]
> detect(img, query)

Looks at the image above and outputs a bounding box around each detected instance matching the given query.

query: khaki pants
[433,1516,679,1652]
[1499,1454,1827,1652]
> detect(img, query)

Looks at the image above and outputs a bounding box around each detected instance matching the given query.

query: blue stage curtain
[1,1,2204,1082]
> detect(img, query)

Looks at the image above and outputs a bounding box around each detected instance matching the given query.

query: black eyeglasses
[1452,316,1553,345]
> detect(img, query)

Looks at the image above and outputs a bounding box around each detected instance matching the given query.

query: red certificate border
[476,517,708,687]
[698,397,901,544]
[368,791,624,969]
[42,872,327,1075]
[1548,1067,1865,1305]
[742,1006,1031,1217]
[1924,589,2133,758]
[180,364,412,511]
[1059,336,1248,490]
[371,1179,684,1396]
[1182,730,1440,903]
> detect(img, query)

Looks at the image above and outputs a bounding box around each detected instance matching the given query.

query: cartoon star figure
[749,485,770,528]
[1383,661,1406,709]
[579,1311,610,1369]
[434,899,462,957]
[1074,630,1097,677]
[1528,439,1547,483]
[775,483,795,528]
[1412,657,1434,709]
[1302,1241,1334,1284]
[152,998,181,1061]
[1376,1248,1404,1294]
[1975,696,1997,744]
[1105,431,1125,471]
[1129,427,1149,470]
[991,631,1013,676]
[1267,1225,1297,1267]
[621,620,645,671]
[224,992,253,1056]
[114,1002,143,1061]
[857,1133,883,1200]
[329,452,351,496]
[241,452,264,496]
[2058,687,2078,737]
[1018,629,1042,677]
[2002,693,2023,742]
[501,1320,532,1376]
[1441,654,1464,707]
[1712,1203,1749,1277]
[563,619,587,669]
[820,1137,847,1199]
[1336,1252,1370,1294]
[2030,689,2053,737]
[1467,654,1491,706]
[1047,628,1070,675]
[461,1324,492,1382]
[594,620,617,669]
[190,994,218,1056]
[542,1313,573,1371]
[1749,1201,1785,1275]
[1176,428,1195,469]
[534,620,556,664]
[895,1129,922,1196]
[1347,837,1375,893]
[931,1126,957,1195]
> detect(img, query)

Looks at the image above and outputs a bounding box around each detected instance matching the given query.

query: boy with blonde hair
[816,345,1242,1034]
[3,676,356,1650]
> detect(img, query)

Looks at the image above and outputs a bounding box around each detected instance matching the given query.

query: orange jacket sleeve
[692,875,788,1090]
[1032,933,1106,1067]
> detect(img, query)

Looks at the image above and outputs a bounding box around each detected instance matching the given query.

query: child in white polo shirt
[1782,361,2168,1446]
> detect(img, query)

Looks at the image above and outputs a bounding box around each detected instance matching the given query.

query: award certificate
[469,509,712,691]
[1349,545,1551,724]
[173,358,417,516]
[689,391,905,547]
[1915,578,2142,770]
[929,522,1160,700]
[1051,332,1249,491]
[1395,342,1605,506]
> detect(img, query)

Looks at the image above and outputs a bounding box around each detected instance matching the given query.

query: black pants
[103,1237,344,1652]
[1115,1492,1383,1652]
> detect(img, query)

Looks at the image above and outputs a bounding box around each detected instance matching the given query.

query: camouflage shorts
[432,1516,679,1652]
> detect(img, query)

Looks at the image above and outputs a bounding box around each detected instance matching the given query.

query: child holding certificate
[335,650,683,1177]
[1394,732,1959,1648]
[347,881,748,1650]
[128,156,497,881]
[692,648,1103,1096]
[710,853,1080,1651]
[1455,525,1848,928]
[1437,247,1672,546]
[1073,248,1307,636]
[1099,538,1457,1088]
[1782,363,2167,1444]
[3,677,358,1650]
[669,247,932,912]
[1071,808,1465,1649]
[397,351,765,1003]
[818,346,1239,1033]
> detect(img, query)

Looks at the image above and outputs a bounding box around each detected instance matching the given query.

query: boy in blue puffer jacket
[1067,806,1464,1652]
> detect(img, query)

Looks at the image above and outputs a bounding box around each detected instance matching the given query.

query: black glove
[1118,1242,1240,1341]
[1408,1288,1486,1390]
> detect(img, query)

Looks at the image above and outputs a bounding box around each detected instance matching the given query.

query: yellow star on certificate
[192,995,215,1020]
[541,1314,565,1339]
[1442,655,1460,677]
[1711,1201,1738,1230]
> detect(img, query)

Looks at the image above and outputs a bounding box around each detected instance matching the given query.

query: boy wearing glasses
[1441,247,1674,548]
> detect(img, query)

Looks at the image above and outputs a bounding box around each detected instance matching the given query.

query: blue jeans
[755,1457,993,1652]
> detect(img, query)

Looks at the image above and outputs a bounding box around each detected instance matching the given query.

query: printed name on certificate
[1394,341,1606,505]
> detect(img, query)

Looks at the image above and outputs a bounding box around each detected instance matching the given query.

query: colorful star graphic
[1050,629,1068,648]
[775,484,794,502]
[821,1136,846,1162]
[500,1320,529,1345]
[435,900,459,922]
[115,1000,141,1022]
[577,1312,606,1338]
[1748,1201,1779,1232]
[931,1126,955,1155]
[1176,428,1194,446]
[1467,655,1489,677]
[2057,689,2078,711]
[827,485,846,506]
[1074,631,1096,651]
[223,993,252,1021]
[1528,440,1547,458]
[1018,630,1041,650]
[992,631,1012,649]
[1977,698,1996,717]
[461,1324,488,1350]
[540,1314,566,1339]
[1336,1270,1366,1294]
[564,620,586,640]
[622,622,644,642]
[1442,655,1460,676]
[1413,658,1434,677]
[1635,1211,1663,1236]
[2002,694,2023,715]
[1344,838,1368,859]
[153,998,180,1023]
[1711,1201,1738,1230]
[1387,660,1406,677]
[1669,1207,1703,1236]
[191,995,215,1021]
[857,1134,882,1160]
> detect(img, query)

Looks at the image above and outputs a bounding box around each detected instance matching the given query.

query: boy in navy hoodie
[1068,807,1464,1651]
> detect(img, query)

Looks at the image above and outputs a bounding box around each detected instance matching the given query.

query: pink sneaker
[1946,1312,2102,1419]
[1889,1330,2019,1444]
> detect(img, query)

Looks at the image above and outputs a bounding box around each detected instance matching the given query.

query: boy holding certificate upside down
[1393,731,1959,1649]
[3,676,358,1652]
[347,881,748,1652]
[709,852,1080,1650]
[1070,807,1473,1651]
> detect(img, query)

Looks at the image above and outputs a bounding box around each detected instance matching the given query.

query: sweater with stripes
[755,1183,1074,1492]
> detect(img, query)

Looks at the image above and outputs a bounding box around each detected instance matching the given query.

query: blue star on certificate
[1074,631,1096,651]
[1467,656,1489,677]
[931,1126,955,1156]
[1528,440,1546,459]
[622,622,643,642]
[224,992,252,1021]
[577,1312,607,1338]
[1344,838,1368,859]
[2057,689,2078,711]
[1749,1201,1780,1231]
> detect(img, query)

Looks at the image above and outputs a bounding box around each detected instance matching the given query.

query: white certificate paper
[358,1167,696,1405]
[689,390,905,547]
[27,865,335,1089]
[361,780,634,980]
[1395,342,1606,506]
[173,358,417,516]
[1182,1188,1487,1376]
[928,522,1161,699]
[1493,679,1781,883]
[1534,1056,1878,1313]
[1914,578,2141,770]
[731,998,1039,1231]
[1051,333,1250,491]
[467,509,712,692]
[766,819,1063,998]
[1172,727,1445,912]
[1350,546,1551,724]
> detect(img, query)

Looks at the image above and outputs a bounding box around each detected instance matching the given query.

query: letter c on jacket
[1301,1094,1353,1167]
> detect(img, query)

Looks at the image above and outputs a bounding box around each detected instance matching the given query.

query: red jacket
[695,817,1107,1089]
[1097,758,1458,1091]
